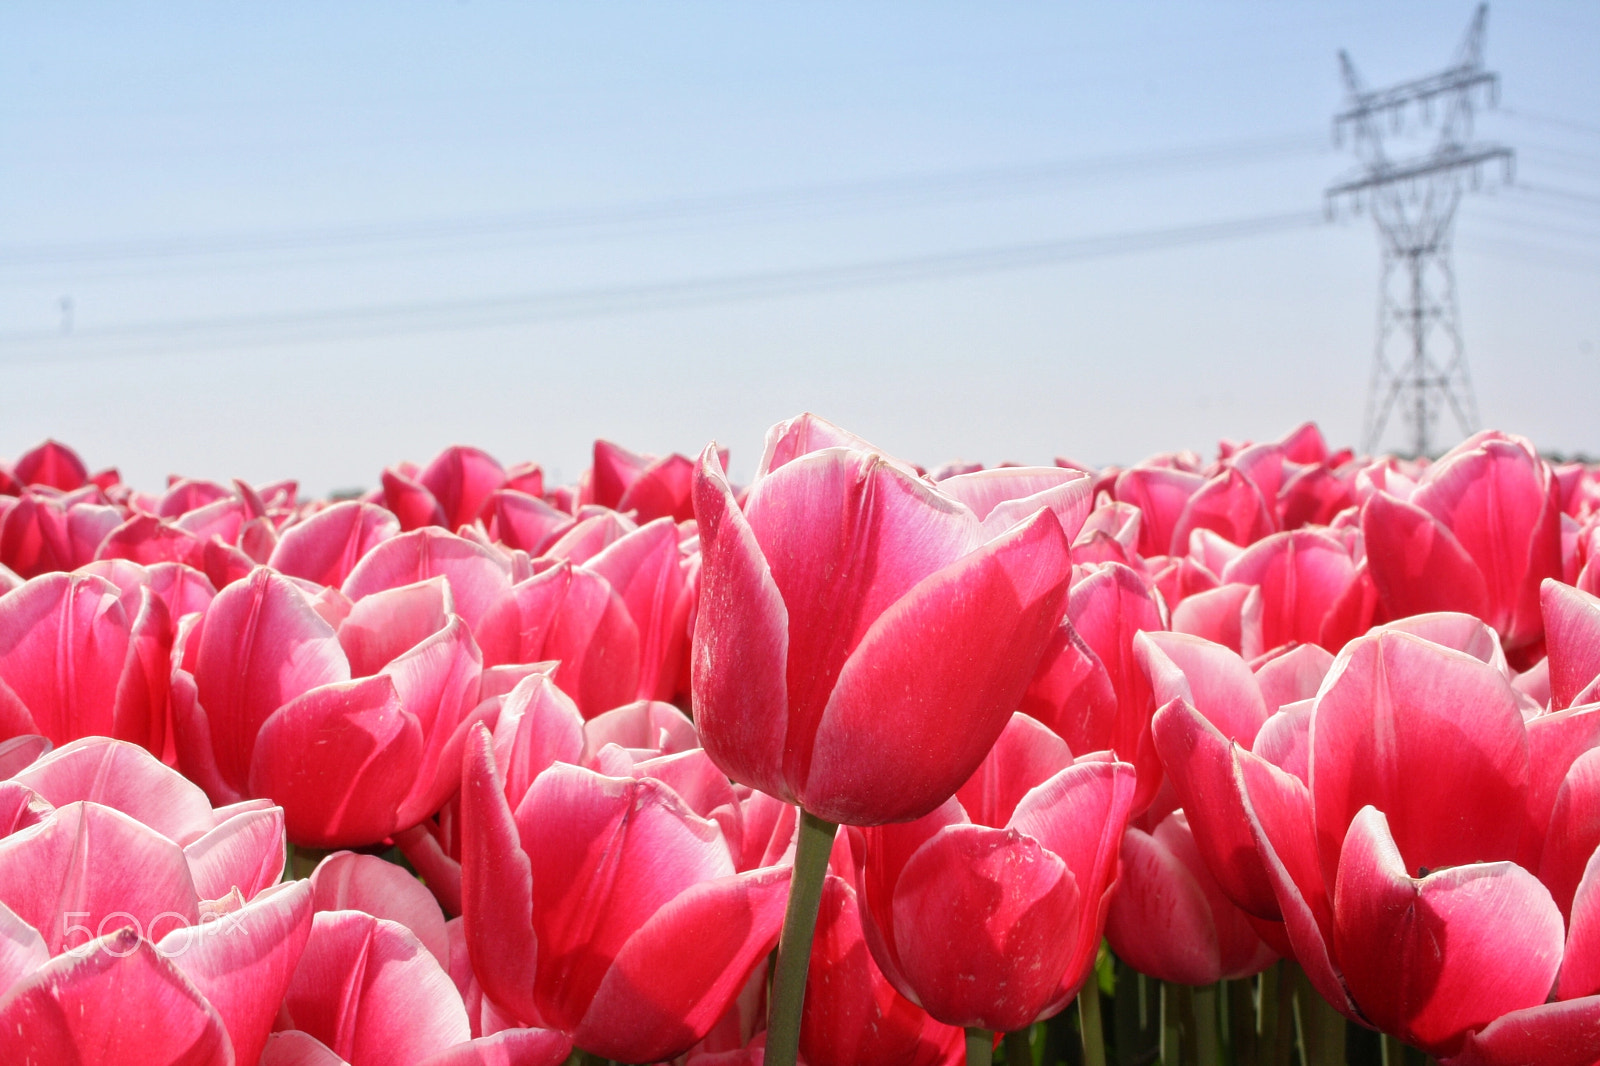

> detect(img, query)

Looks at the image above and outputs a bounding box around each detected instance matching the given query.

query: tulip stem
[1380,1033,1404,1066]
[1002,1027,1034,1066]
[1192,984,1219,1066]
[764,808,837,1066]
[1077,977,1107,1066]
[966,1027,995,1066]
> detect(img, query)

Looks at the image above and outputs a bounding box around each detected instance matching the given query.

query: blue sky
[2,2,1597,492]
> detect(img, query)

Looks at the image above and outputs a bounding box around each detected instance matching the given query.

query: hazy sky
[3,2,1597,494]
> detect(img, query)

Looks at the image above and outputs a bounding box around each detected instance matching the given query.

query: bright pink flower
[692,424,1073,825]
[383,446,520,533]
[856,714,1136,1032]
[1363,431,1562,656]
[268,501,401,588]
[275,909,570,1066]
[10,440,90,493]
[800,839,963,1066]
[173,567,486,847]
[1022,562,1166,814]
[459,725,790,1062]
[1154,615,1600,1056]
[0,571,172,755]
[1105,810,1277,985]
[590,439,699,524]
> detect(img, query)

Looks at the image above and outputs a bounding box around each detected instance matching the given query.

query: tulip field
[3,416,1600,1066]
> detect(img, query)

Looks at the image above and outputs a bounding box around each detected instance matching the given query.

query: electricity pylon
[1327,4,1514,458]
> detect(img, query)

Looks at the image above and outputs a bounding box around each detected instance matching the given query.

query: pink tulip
[10,440,91,493]
[479,513,692,714]
[459,724,791,1062]
[1155,614,1600,1056]
[173,566,486,847]
[1104,810,1277,985]
[1022,562,1166,814]
[692,424,1073,826]
[800,839,963,1066]
[0,747,310,1066]
[268,500,401,588]
[855,713,1136,1032]
[1362,431,1562,657]
[0,571,172,755]
[590,439,699,524]
[383,445,521,533]
[275,908,570,1066]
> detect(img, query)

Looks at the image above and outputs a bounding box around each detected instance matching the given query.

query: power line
[0,209,1326,363]
[0,133,1326,273]
[1502,106,1600,142]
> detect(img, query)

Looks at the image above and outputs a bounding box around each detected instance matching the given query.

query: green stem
[1292,966,1345,1066]
[1003,1027,1034,1066]
[1077,976,1107,1066]
[1380,1033,1404,1066]
[286,843,331,880]
[764,809,838,1066]
[1269,964,1296,1066]
[1157,982,1173,1064]
[1193,984,1219,1066]
[1229,978,1259,1065]
[1257,965,1279,1066]
[966,1027,995,1066]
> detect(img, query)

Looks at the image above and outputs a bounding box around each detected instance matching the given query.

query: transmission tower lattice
[1327,4,1514,458]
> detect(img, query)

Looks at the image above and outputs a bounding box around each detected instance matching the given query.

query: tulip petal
[343,528,512,634]
[891,824,1079,1031]
[1447,997,1600,1066]
[161,879,314,1066]
[1136,630,1267,746]
[1069,563,1167,811]
[459,725,540,1026]
[690,448,792,804]
[1333,806,1564,1055]
[0,897,48,991]
[0,573,130,744]
[1151,699,1279,918]
[1544,580,1600,710]
[519,764,733,1030]
[282,910,470,1065]
[184,804,286,901]
[1019,619,1118,756]
[1009,759,1137,995]
[1311,630,1529,881]
[12,736,216,846]
[1362,493,1490,623]
[269,502,401,589]
[1413,435,1561,647]
[805,508,1071,824]
[955,712,1074,830]
[1222,530,1356,656]
[249,675,423,848]
[1105,823,1221,985]
[338,577,452,679]
[196,568,352,793]
[1251,643,1334,714]
[575,865,790,1063]
[0,928,231,1066]
[0,800,200,955]
[260,1031,351,1066]
[416,1029,574,1066]
[1540,748,1600,920]
[311,852,449,967]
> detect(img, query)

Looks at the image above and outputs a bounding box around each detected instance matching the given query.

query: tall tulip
[691,416,1073,1066]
